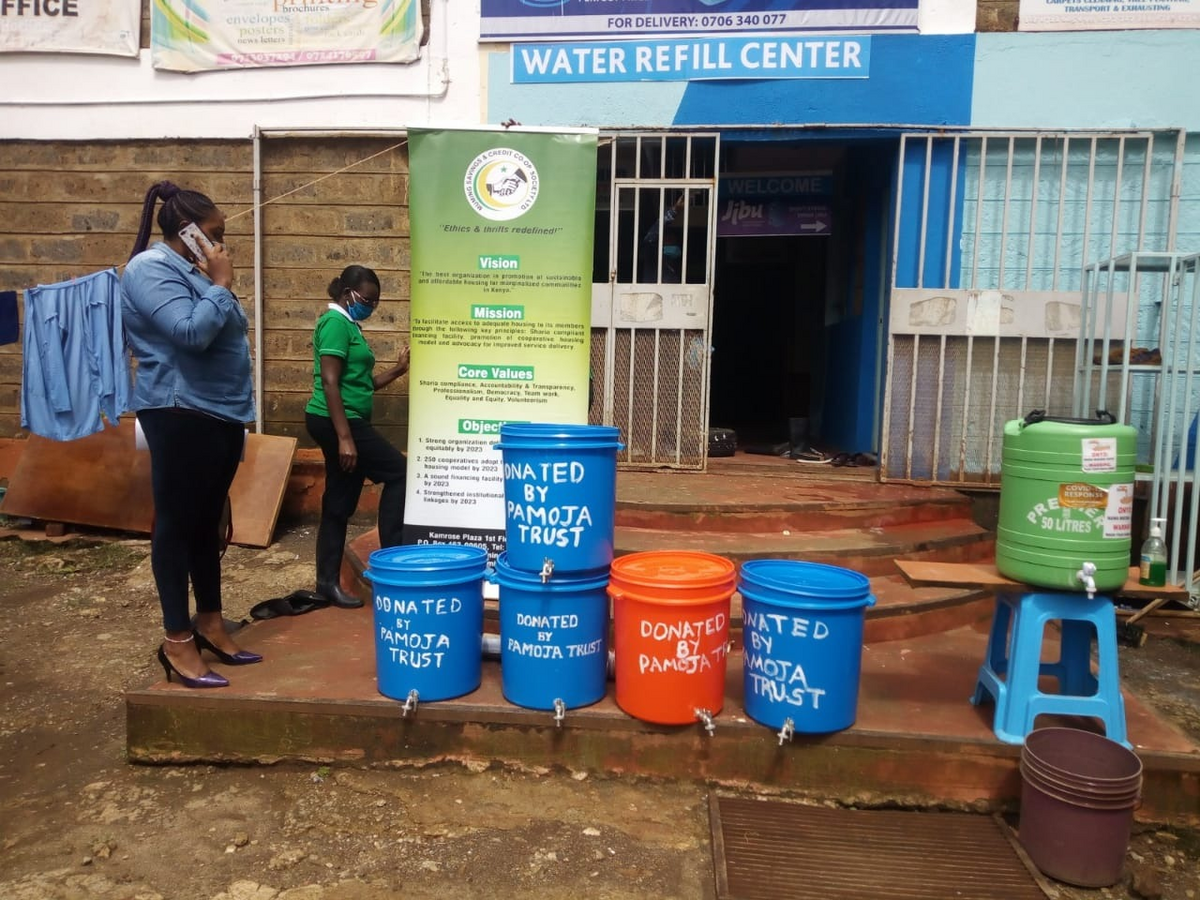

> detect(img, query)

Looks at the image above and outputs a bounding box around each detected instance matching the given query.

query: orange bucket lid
[609,551,736,590]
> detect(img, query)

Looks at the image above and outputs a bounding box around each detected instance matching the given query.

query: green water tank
[996,411,1136,593]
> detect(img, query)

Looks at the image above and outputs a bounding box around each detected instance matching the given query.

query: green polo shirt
[305,308,376,420]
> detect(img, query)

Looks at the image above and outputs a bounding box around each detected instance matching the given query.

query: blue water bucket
[738,560,876,733]
[363,544,488,703]
[493,423,624,574]
[489,551,611,710]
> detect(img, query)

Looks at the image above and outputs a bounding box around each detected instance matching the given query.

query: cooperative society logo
[464,147,539,221]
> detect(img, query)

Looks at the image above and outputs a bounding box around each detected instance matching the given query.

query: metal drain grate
[711,795,1048,900]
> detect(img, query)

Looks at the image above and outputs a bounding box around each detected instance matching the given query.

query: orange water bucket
[608,551,737,725]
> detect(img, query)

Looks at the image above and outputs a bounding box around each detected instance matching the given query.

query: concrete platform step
[861,575,993,643]
[613,518,995,577]
[124,609,1200,825]
[614,471,975,534]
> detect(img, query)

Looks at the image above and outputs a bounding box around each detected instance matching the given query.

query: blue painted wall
[972,31,1200,132]
[484,28,1200,455]
[673,34,973,126]
[488,34,975,127]
[822,143,894,454]
[894,141,966,290]
[488,52,689,126]
[489,31,1200,132]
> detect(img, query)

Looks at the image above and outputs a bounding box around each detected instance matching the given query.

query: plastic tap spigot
[1076,561,1098,599]
[401,688,419,717]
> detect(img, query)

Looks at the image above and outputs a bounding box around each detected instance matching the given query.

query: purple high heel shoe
[194,630,263,665]
[156,645,230,688]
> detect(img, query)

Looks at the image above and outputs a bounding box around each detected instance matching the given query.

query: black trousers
[138,408,244,633]
[305,413,407,586]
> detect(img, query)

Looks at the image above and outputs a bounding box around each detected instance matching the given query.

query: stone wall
[977,0,1020,31]
[0,137,413,450]
[257,136,412,450]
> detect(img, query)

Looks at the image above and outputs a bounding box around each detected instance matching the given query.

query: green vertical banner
[404,128,598,557]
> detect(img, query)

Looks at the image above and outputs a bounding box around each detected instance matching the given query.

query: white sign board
[0,0,140,57]
[1019,0,1200,31]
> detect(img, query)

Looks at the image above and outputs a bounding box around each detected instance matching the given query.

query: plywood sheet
[895,559,1190,600]
[229,432,297,548]
[0,422,154,533]
[0,420,296,548]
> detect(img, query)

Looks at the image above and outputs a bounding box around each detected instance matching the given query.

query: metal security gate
[882,129,1185,485]
[591,132,720,469]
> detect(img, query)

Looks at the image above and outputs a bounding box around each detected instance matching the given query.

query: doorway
[706,139,897,460]
[589,133,896,467]
[709,235,828,449]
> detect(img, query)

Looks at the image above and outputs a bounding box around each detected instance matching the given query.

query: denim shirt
[121,241,255,423]
[21,268,130,441]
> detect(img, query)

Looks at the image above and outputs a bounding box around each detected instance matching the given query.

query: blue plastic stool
[971,589,1130,747]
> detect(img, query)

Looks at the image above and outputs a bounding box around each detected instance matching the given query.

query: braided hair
[128,180,219,261]
[327,264,381,301]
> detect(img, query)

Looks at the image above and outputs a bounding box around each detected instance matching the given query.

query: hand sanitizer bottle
[1138,517,1167,587]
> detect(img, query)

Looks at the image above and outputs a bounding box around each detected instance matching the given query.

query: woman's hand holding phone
[180,223,233,289]
[202,242,234,290]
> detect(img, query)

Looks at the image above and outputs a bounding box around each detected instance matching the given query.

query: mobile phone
[179,222,215,259]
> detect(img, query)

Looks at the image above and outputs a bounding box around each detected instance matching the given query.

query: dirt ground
[1,518,1198,900]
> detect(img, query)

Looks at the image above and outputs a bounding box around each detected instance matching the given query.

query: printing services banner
[480,0,917,41]
[150,0,421,73]
[403,128,598,558]
[0,0,139,57]
[1019,0,1200,31]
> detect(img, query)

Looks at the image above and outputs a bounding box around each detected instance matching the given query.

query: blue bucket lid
[739,559,873,606]
[494,422,623,451]
[488,552,611,591]
[364,544,488,580]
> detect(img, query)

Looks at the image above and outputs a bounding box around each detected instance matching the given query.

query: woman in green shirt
[305,265,410,608]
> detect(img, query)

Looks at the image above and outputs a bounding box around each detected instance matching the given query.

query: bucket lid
[1022,727,1143,783]
[1020,757,1142,799]
[495,422,623,450]
[490,552,611,591]
[1020,760,1142,807]
[364,544,488,579]
[609,551,736,590]
[739,559,872,604]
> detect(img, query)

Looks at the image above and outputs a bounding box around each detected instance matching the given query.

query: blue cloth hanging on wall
[21,269,131,441]
[0,290,17,345]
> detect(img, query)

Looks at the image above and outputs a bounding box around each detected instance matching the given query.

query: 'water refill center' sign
[512,36,871,83]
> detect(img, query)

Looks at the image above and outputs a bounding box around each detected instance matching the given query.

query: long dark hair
[128,180,218,261]
[327,264,381,301]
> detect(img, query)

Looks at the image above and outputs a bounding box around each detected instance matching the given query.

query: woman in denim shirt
[121,181,259,688]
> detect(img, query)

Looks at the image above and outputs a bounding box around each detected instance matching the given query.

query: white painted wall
[920,0,977,33]
[0,0,481,139]
[0,1,976,141]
